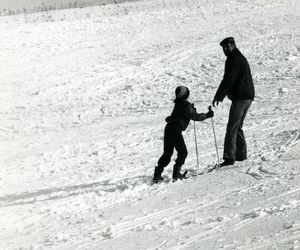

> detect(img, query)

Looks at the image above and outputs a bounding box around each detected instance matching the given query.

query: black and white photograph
[0,0,299,249]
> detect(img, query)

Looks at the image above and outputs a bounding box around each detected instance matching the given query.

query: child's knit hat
[175,86,190,100]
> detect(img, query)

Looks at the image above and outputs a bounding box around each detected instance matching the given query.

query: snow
[0,0,300,249]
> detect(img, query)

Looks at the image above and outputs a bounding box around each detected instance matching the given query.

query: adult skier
[212,37,255,166]
[153,86,214,183]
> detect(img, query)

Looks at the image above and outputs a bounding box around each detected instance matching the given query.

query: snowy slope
[0,0,300,249]
[0,0,140,16]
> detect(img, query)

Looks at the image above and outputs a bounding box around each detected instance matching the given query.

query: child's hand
[206,110,214,118]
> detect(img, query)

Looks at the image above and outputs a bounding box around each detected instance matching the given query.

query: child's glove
[206,110,214,119]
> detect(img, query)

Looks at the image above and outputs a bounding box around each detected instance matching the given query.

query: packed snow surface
[0,0,300,249]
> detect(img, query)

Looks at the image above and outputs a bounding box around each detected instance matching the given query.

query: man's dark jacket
[214,48,255,101]
[165,99,206,131]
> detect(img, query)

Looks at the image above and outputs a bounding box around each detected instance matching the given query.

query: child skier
[153,85,214,183]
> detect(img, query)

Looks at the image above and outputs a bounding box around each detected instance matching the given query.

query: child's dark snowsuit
[153,93,213,182]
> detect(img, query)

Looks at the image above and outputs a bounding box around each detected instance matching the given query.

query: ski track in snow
[67,182,300,248]
[0,0,300,249]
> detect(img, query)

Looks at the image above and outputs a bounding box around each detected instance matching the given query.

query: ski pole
[209,105,220,166]
[193,120,200,170]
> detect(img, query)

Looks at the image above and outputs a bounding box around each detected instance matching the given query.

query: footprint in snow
[245,167,262,179]
[132,224,157,232]
[101,226,114,239]
[240,210,261,220]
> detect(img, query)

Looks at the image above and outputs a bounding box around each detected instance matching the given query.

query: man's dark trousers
[223,100,252,162]
[158,123,188,168]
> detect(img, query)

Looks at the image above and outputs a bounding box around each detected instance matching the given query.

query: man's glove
[206,110,214,119]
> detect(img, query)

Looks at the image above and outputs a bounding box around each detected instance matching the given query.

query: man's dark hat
[220,37,235,46]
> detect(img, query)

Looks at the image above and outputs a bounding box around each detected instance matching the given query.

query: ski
[188,164,221,177]
[203,163,221,174]
[152,165,223,184]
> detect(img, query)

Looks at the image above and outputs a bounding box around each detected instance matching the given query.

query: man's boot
[153,166,164,183]
[219,158,235,167]
[172,164,188,181]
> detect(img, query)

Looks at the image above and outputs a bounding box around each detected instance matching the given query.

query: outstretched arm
[186,104,213,121]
